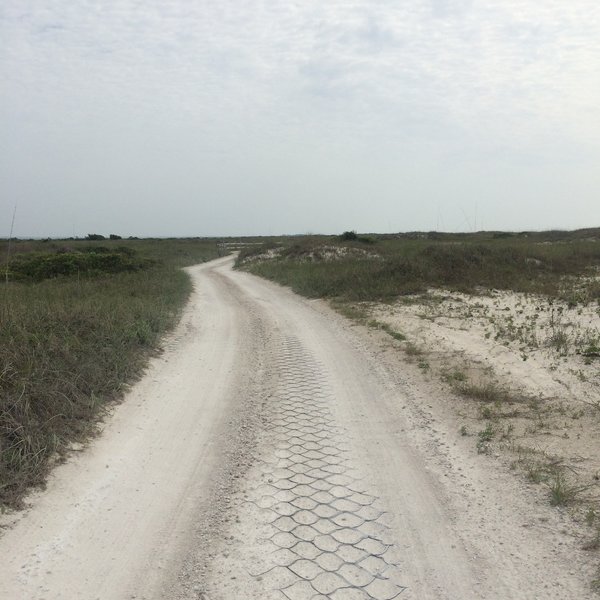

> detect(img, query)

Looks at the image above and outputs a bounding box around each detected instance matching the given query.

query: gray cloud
[1,0,599,236]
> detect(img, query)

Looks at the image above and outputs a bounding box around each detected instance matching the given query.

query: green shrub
[8,249,151,282]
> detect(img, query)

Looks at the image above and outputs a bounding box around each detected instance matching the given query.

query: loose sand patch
[367,289,600,530]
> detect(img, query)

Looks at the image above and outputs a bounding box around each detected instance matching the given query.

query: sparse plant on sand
[476,423,495,453]
[547,470,594,507]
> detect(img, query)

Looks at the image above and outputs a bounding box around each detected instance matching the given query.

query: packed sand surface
[0,257,597,599]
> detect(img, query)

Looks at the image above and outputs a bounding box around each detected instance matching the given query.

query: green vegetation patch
[8,247,151,281]
[0,238,219,508]
[237,231,600,303]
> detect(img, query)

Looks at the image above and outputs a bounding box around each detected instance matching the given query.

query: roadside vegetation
[237,229,600,303]
[0,237,221,508]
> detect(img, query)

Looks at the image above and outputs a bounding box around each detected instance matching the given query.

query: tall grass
[0,239,219,508]
[239,232,600,303]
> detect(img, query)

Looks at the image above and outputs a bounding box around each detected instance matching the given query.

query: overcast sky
[2,1,599,237]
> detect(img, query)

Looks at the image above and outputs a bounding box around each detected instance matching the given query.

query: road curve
[0,256,594,600]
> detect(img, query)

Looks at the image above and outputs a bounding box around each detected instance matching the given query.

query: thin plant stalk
[5,202,17,286]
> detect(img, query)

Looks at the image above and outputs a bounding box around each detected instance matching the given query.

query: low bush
[8,248,151,281]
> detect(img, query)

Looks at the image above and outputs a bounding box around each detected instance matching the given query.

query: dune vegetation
[237,229,600,305]
[0,237,220,508]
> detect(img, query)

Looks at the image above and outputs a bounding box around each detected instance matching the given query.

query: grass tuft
[546,472,591,506]
[455,380,517,404]
[367,319,407,341]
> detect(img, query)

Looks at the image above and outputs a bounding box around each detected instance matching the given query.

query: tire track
[204,335,406,599]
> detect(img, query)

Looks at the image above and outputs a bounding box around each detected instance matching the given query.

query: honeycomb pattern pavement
[206,336,407,599]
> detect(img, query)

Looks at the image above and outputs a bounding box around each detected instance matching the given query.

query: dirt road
[0,257,595,599]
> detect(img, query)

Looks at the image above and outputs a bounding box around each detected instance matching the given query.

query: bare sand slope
[0,257,594,599]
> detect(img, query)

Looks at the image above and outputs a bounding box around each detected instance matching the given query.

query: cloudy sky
[1,1,599,237]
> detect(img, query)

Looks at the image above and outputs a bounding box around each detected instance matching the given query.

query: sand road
[0,256,594,599]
